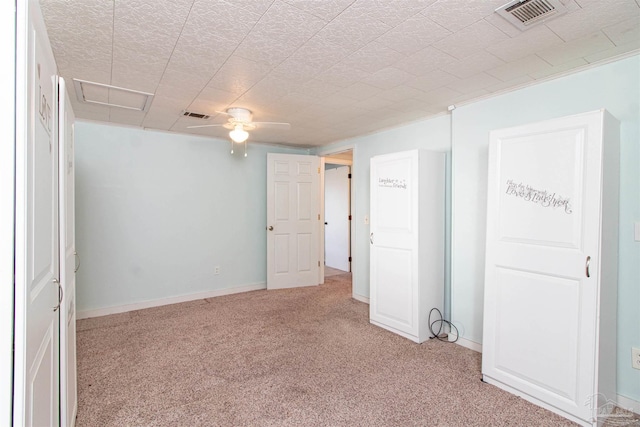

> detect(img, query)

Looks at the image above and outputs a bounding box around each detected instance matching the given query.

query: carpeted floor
[77,274,586,426]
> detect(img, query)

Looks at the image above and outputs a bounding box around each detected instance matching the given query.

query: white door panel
[29,326,55,427]
[483,112,611,425]
[496,128,585,248]
[267,154,320,289]
[372,247,413,330]
[494,268,580,399]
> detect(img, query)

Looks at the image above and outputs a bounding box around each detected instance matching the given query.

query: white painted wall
[450,54,639,402]
[74,122,306,315]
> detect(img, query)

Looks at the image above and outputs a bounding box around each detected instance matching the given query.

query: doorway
[323,150,353,278]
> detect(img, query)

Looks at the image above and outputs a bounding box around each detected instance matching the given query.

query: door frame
[0,0,16,423]
[318,145,356,297]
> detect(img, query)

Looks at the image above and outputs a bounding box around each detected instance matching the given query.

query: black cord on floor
[428,307,458,343]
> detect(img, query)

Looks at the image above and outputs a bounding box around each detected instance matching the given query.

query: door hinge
[318,167,320,173]
[318,261,320,267]
[348,215,352,220]
[348,173,352,179]
[318,214,320,220]
[348,256,352,262]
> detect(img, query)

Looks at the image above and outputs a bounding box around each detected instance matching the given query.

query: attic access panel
[496,0,567,31]
[72,79,154,112]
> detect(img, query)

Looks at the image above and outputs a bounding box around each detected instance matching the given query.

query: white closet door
[266,153,320,289]
[483,112,605,424]
[370,150,418,337]
[14,0,61,425]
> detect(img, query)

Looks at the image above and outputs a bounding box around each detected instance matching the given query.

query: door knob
[74,251,80,273]
[267,226,274,231]
[52,278,63,311]
[324,222,328,225]
[586,256,591,278]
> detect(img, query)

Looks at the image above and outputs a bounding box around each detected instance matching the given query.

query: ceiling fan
[187,107,291,144]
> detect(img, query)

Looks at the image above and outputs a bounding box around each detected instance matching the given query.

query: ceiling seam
[545,22,570,42]
[284,0,356,23]
[204,1,379,132]
[141,0,198,127]
[203,1,370,143]
[600,29,617,47]
[166,0,278,132]
[171,1,446,140]
[108,0,115,122]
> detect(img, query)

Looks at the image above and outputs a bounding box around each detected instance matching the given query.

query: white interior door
[58,77,77,427]
[370,151,419,337]
[267,153,320,289]
[14,1,61,425]
[324,165,350,272]
[482,113,604,424]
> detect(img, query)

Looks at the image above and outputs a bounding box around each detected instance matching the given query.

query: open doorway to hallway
[323,150,353,278]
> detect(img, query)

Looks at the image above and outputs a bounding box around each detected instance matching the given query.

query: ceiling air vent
[182,110,210,119]
[496,0,567,31]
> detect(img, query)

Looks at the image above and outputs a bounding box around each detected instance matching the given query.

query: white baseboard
[77,283,266,319]
[352,293,369,304]
[455,336,483,353]
[617,394,640,415]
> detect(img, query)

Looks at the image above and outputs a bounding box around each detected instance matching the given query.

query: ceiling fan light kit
[229,124,249,143]
[186,107,291,157]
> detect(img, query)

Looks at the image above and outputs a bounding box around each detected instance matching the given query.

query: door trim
[0,0,16,423]
[318,146,356,299]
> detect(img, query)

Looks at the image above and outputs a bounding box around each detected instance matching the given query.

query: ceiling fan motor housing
[227,107,253,123]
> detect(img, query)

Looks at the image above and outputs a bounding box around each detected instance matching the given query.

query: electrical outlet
[214,266,220,275]
[632,347,640,370]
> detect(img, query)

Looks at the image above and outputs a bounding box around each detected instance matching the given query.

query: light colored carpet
[77,274,582,426]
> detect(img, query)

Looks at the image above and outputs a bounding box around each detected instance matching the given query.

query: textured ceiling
[41,0,640,147]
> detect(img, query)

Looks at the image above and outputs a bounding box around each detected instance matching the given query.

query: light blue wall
[75,122,306,313]
[318,54,639,401]
[75,53,639,401]
[317,115,452,315]
[450,55,639,401]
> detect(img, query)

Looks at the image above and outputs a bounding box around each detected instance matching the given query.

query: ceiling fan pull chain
[230,139,234,154]
[244,140,248,158]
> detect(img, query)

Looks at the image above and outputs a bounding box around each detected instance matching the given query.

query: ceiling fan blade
[186,124,226,129]
[252,121,291,130]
